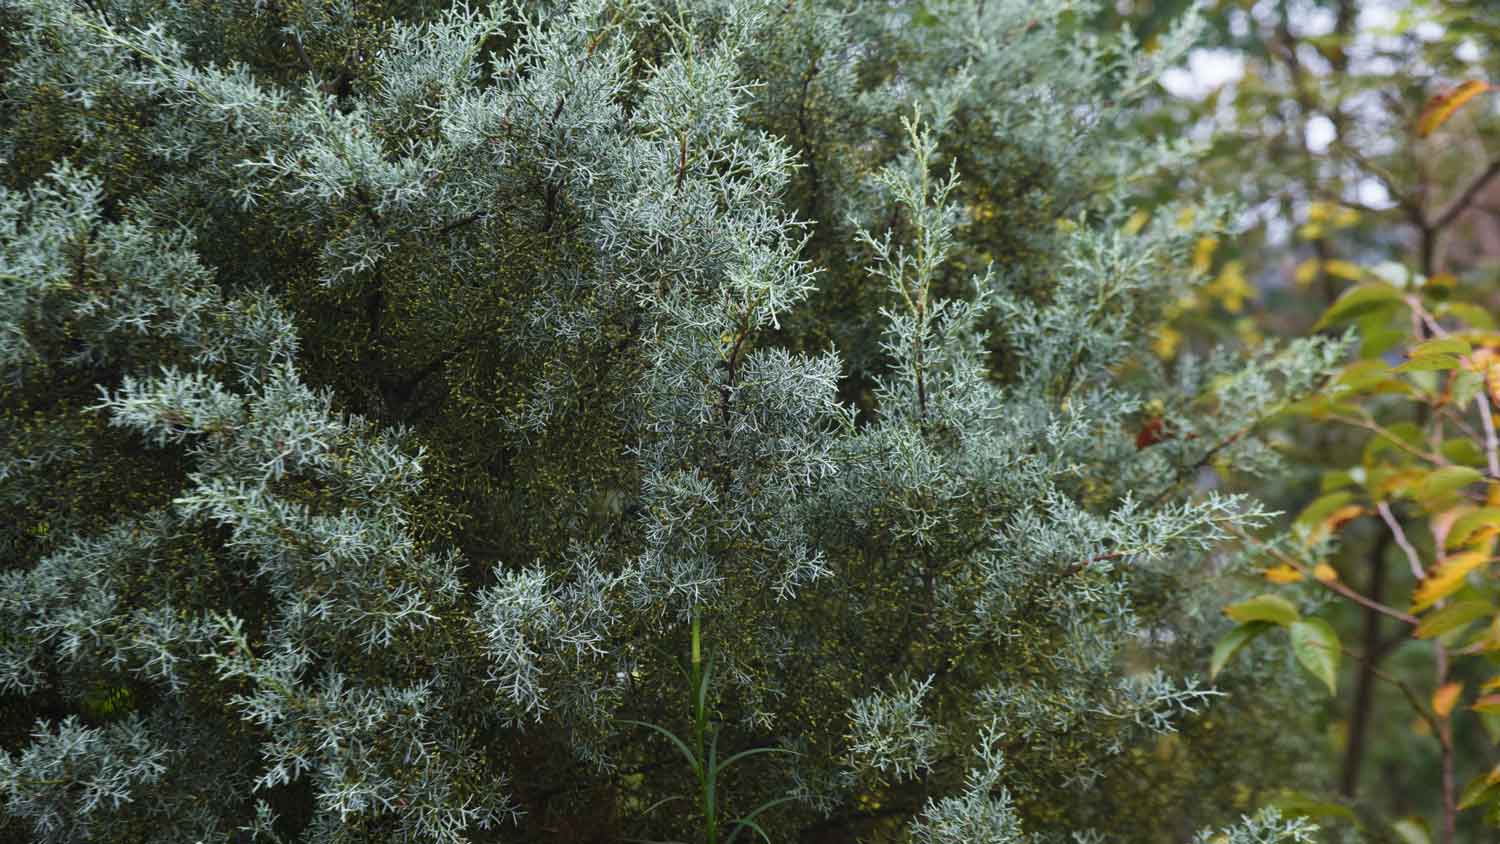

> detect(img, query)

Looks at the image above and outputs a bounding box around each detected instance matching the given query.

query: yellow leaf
[1417,80,1493,138]
[1177,207,1197,229]
[1411,551,1492,613]
[1207,261,1251,313]
[1152,326,1183,360]
[1314,562,1339,583]
[1323,260,1364,281]
[1192,237,1219,275]
[1264,564,1305,584]
[1294,259,1320,286]
[1235,316,1262,346]
[1123,209,1150,236]
[1434,682,1463,718]
[1297,222,1325,241]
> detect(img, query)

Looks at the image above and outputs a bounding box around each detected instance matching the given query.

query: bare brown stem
[1378,501,1427,580]
[1231,526,1419,627]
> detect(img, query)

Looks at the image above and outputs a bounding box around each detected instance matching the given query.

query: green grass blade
[713,744,798,778]
[724,818,772,844]
[723,794,801,844]
[618,719,701,777]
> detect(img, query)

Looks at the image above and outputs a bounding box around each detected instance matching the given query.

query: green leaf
[1420,466,1484,498]
[1411,337,1471,357]
[1393,354,1461,372]
[1270,791,1359,822]
[1315,283,1404,329]
[1225,594,1301,626]
[1290,617,1341,695]
[1333,359,1394,393]
[1415,600,1494,639]
[1360,324,1408,359]
[1391,817,1431,844]
[1439,302,1497,330]
[1453,370,1486,409]
[1459,772,1500,810]
[1210,621,1272,680]
[1441,438,1486,467]
[1320,469,1356,493]
[1364,422,1423,465]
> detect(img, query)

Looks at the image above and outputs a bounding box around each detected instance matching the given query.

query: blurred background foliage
[1108,1,1500,841]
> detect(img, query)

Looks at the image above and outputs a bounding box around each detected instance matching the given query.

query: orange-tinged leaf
[1314,562,1339,583]
[1375,468,1428,501]
[1417,80,1493,138]
[1472,694,1500,714]
[1446,508,1500,550]
[1434,682,1464,718]
[1296,493,1366,544]
[1411,551,1492,613]
[1264,564,1304,584]
[1323,504,1366,533]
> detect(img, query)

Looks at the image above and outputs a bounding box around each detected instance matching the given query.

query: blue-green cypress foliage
[0,0,1338,841]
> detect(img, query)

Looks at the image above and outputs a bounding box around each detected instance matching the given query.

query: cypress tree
[1,0,1335,841]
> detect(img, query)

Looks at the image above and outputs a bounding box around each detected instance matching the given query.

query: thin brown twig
[1230,525,1418,627]
[1329,414,1449,467]
[1340,643,1439,735]
[1434,643,1457,844]
[1433,160,1500,231]
[1477,393,1500,479]
[1377,501,1427,580]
